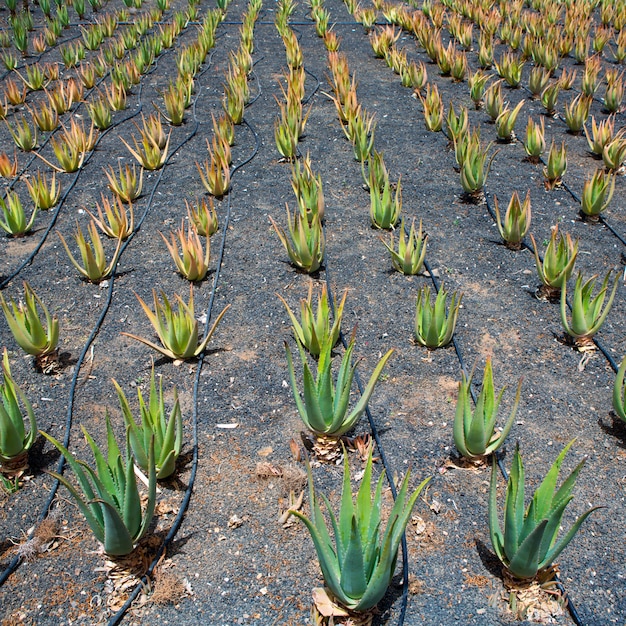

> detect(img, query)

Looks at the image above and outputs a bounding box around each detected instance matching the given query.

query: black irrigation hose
[0,13,209,587]
[0,117,201,588]
[107,113,261,625]
[356,11,592,624]
[0,104,142,290]
[322,250,412,626]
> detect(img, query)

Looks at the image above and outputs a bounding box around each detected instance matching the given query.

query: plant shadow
[598,413,626,449]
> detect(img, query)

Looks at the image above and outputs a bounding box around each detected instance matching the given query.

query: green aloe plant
[530,226,578,299]
[414,284,462,349]
[612,355,626,423]
[285,338,393,438]
[0,191,37,237]
[382,218,427,275]
[489,441,600,580]
[41,417,157,557]
[0,281,59,361]
[454,358,521,461]
[277,283,347,357]
[122,287,230,362]
[58,220,123,283]
[560,271,618,346]
[0,350,37,475]
[270,205,325,273]
[113,366,182,479]
[291,445,430,612]
[493,191,531,250]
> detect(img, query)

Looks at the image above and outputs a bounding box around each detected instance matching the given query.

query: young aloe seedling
[41,417,157,557]
[560,271,619,348]
[186,197,218,237]
[370,176,402,230]
[419,83,444,131]
[121,128,170,171]
[87,194,134,240]
[580,168,615,222]
[291,153,325,223]
[495,100,524,142]
[0,191,37,237]
[0,350,37,475]
[104,163,143,204]
[270,205,325,274]
[613,355,626,424]
[58,221,123,283]
[585,116,617,157]
[530,226,578,300]
[0,282,59,366]
[493,190,531,250]
[459,135,496,201]
[454,358,521,461]
[444,102,469,144]
[285,338,393,441]
[291,445,430,614]
[161,221,210,282]
[414,284,462,349]
[113,366,182,480]
[489,441,600,581]
[523,116,545,163]
[196,140,231,197]
[25,170,61,210]
[382,218,427,275]
[277,283,347,356]
[122,287,230,362]
[543,140,567,189]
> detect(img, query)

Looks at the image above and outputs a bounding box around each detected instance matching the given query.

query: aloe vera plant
[489,441,599,581]
[613,355,626,424]
[381,218,427,275]
[58,221,123,283]
[454,359,521,461]
[414,284,462,349]
[161,221,210,282]
[270,206,325,274]
[493,191,531,250]
[286,338,393,439]
[277,283,347,356]
[530,227,578,299]
[0,191,37,237]
[41,417,156,557]
[560,271,619,346]
[113,366,182,479]
[0,350,37,475]
[122,287,230,362]
[0,281,59,361]
[291,444,430,612]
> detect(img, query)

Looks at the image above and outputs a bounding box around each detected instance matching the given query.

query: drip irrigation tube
[347,9,593,623]
[107,115,260,625]
[322,258,412,626]
[0,16,212,588]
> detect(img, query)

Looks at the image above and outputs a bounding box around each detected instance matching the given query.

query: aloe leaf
[613,355,626,421]
[488,456,505,563]
[337,450,356,566]
[484,377,521,456]
[453,377,471,458]
[285,342,310,428]
[507,518,549,579]
[136,434,157,541]
[95,498,135,556]
[541,506,602,569]
[339,517,367,600]
[47,470,105,544]
[503,445,524,562]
